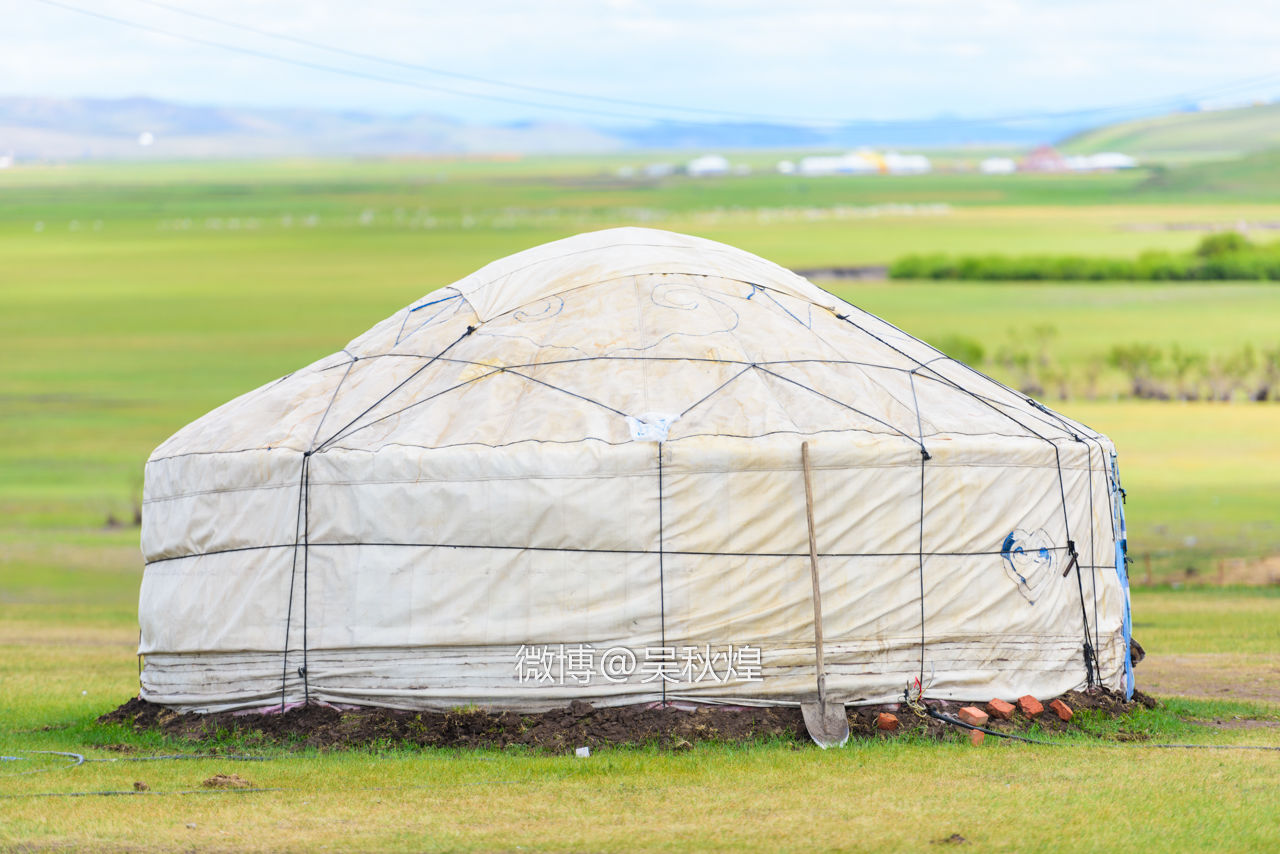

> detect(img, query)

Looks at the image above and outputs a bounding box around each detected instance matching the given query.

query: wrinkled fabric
[140,227,1127,713]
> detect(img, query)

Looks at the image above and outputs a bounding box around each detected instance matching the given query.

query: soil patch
[1140,653,1280,704]
[203,773,254,789]
[1202,719,1280,730]
[99,688,1156,753]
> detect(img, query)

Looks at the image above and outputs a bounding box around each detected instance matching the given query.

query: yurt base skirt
[139,636,1126,714]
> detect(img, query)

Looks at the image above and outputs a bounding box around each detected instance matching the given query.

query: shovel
[799,442,850,748]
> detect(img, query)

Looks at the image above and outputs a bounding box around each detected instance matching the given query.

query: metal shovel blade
[801,700,850,749]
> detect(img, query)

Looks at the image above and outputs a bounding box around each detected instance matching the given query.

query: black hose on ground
[924,707,1059,745]
[924,706,1280,750]
[84,754,270,762]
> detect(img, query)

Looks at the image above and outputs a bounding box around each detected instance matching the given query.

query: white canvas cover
[138,227,1131,713]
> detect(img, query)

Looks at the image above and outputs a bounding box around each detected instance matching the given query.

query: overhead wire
[30,0,698,123]
[31,0,1280,128]
[126,0,834,124]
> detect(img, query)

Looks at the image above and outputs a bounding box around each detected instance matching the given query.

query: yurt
[138,228,1135,727]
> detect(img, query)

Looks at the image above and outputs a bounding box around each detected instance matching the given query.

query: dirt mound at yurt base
[100,690,1155,752]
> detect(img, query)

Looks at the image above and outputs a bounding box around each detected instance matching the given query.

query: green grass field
[2,157,1278,851]
[4,161,1277,567]
[1139,148,1280,200]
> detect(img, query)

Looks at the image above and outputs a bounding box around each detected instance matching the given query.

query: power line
[121,0,1280,126]
[128,0,832,125]
[31,0,1280,130]
[130,0,1280,125]
[31,0,693,123]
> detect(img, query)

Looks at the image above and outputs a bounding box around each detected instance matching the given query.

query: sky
[6,0,1280,126]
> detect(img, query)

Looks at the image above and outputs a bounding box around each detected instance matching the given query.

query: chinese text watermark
[514,643,763,685]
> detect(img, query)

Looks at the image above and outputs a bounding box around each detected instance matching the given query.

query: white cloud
[3,0,1279,123]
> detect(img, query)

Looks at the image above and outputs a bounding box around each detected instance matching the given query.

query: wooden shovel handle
[801,442,826,703]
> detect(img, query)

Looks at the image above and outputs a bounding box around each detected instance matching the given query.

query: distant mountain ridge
[0,96,624,159]
[0,94,1168,160]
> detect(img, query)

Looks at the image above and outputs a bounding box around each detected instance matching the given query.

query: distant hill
[0,94,1150,161]
[0,96,624,159]
[613,116,1096,150]
[1061,102,1280,162]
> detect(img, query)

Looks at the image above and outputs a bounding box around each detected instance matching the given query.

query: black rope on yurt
[280,453,308,714]
[283,323,481,710]
[499,368,631,418]
[912,375,1095,444]
[676,365,754,419]
[834,312,1098,687]
[278,358,361,711]
[832,315,1063,444]
[656,443,667,707]
[325,361,632,453]
[369,351,941,377]
[1026,395,1104,672]
[988,388,1115,670]
[301,451,312,705]
[307,356,357,451]
[1051,444,1097,688]
[150,541,1071,564]
[754,365,928,456]
[974,392,1109,672]
[319,367,505,449]
[1070,428,1119,663]
[313,325,477,453]
[908,369,931,685]
[339,349,928,455]
[893,311,1104,443]
[1084,441,1102,659]
[832,314,1087,450]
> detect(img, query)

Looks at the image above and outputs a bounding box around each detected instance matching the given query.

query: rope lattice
[143,274,1119,710]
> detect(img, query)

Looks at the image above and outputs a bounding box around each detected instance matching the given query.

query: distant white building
[644,162,675,178]
[1065,152,1138,171]
[0,153,13,170]
[797,149,931,176]
[979,157,1017,175]
[686,154,730,177]
[776,160,796,174]
[882,151,931,175]
[798,151,878,176]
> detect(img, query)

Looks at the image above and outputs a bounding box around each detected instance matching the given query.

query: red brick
[1017,695,1044,718]
[876,712,899,732]
[985,698,1015,721]
[956,706,989,727]
[969,728,985,746]
[1049,699,1074,722]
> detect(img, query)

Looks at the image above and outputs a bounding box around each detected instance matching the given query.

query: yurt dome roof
[152,227,1096,459]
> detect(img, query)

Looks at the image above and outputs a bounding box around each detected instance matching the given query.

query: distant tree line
[1104,342,1280,401]
[891,232,1280,281]
[934,329,1280,402]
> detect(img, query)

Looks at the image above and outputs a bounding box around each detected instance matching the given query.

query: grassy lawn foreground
[1,579,1277,852]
